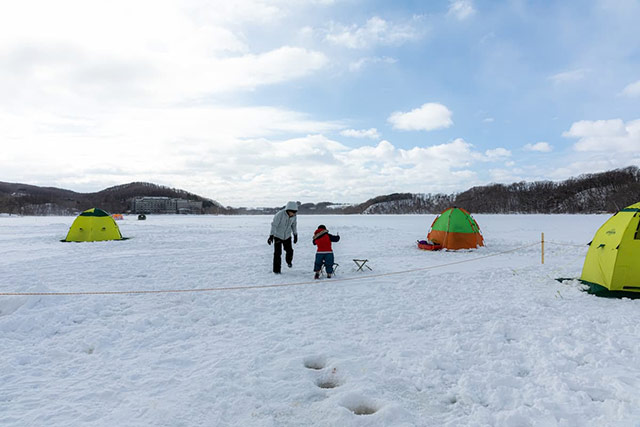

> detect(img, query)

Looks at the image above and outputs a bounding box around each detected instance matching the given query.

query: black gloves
[268,235,297,244]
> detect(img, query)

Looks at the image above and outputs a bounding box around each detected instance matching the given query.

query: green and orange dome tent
[420,207,484,250]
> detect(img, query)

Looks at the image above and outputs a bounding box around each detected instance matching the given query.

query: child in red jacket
[313,224,340,279]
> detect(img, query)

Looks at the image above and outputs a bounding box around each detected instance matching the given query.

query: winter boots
[314,271,332,279]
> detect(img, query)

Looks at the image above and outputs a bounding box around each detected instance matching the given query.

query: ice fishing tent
[426,207,484,250]
[63,208,124,242]
[580,202,640,296]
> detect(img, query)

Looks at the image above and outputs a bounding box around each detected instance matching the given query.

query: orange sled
[417,240,442,251]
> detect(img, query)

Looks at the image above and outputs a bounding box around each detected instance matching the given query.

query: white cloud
[484,148,511,159]
[325,16,424,49]
[388,103,453,131]
[563,118,640,152]
[482,117,495,123]
[549,69,588,84]
[201,47,328,93]
[0,42,327,107]
[545,153,640,182]
[0,104,344,187]
[129,136,490,204]
[523,142,553,152]
[1,116,502,204]
[447,0,476,20]
[245,137,485,202]
[6,1,637,206]
[0,2,329,109]
[340,128,381,139]
[622,80,640,97]
[0,0,337,206]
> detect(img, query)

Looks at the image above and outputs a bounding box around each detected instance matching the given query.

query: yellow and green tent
[426,207,484,250]
[580,202,640,296]
[63,208,124,242]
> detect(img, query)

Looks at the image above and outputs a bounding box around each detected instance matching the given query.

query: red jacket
[313,228,340,253]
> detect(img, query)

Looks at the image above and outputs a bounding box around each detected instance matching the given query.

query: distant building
[176,199,203,214]
[130,197,203,214]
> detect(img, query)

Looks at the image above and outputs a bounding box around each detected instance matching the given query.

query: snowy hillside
[1,214,639,426]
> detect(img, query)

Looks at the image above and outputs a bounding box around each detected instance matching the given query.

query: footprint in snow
[340,393,380,415]
[303,355,327,370]
[303,356,382,415]
[304,356,344,389]
[315,367,343,389]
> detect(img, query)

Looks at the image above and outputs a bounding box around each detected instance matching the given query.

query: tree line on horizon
[1,166,639,216]
[346,166,640,215]
[0,182,228,216]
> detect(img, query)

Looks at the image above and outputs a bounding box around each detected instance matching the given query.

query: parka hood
[285,201,298,211]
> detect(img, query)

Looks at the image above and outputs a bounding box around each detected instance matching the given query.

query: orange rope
[545,241,588,248]
[0,242,540,296]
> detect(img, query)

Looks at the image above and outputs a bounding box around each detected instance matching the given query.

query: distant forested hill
[344,166,640,214]
[1,167,639,215]
[0,182,231,215]
[454,166,640,213]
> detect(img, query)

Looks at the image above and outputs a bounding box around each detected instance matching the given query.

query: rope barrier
[545,241,589,248]
[0,242,540,297]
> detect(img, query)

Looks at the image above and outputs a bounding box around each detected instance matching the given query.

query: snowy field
[1,214,639,427]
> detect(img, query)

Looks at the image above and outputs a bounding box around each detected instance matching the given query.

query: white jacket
[270,203,298,240]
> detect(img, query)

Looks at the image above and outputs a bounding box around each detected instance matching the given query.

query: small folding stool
[353,259,372,272]
[320,263,339,277]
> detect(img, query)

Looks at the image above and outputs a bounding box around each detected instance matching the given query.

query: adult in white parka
[267,201,298,273]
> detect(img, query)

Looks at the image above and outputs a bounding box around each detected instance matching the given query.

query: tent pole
[541,232,545,264]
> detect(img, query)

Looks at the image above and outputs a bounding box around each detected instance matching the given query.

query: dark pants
[273,237,293,273]
[314,253,334,273]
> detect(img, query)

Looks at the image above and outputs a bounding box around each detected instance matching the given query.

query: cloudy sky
[1,0,639,206]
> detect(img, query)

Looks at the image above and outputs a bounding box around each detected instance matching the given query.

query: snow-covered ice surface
[1,214,640,427]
